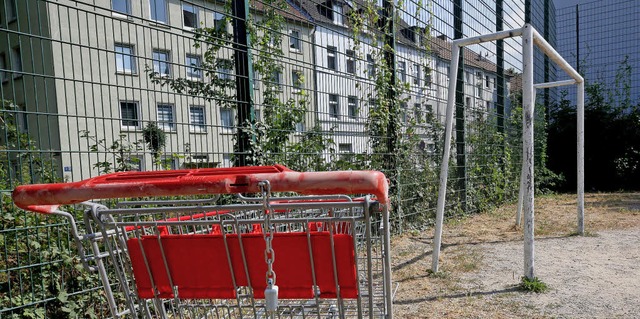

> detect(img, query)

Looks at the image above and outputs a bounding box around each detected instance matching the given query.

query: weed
[519,276,549,293]
[426,269,450,279]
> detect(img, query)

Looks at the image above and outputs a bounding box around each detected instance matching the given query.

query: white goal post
[431,24,585,279]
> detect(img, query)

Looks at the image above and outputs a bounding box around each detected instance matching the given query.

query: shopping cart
[12,165,393,319]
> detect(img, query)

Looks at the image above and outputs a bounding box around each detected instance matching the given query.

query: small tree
[142,122,167,169]
[80,131,143,174]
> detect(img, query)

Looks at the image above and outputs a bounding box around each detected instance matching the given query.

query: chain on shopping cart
[259,180,279,315]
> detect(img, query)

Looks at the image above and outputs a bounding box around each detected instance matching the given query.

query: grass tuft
[426,269,450,279]
[519,276,549,293]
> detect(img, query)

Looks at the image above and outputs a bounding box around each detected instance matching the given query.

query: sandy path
[462,228,640,318]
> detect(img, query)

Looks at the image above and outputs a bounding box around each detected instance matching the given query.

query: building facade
[0,0,557,182]
[297,0,504,157]
[0,0,314,180]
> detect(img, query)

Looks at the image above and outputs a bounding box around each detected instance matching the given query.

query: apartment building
[295,0,374,157]
[296,0,504,156]
[429,35,503,119]
[0,0,313,180]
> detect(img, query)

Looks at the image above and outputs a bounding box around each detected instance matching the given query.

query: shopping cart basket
[12,165,393,319]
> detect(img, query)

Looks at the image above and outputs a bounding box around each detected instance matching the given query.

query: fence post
[496,0,505,134]
[496,0,509,208]
[232,0,255,166]
[544,0,551,121]
[382,0,398,193]
[454,0,466,211]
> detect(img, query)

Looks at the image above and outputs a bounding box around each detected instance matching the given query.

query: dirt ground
[391,193,640,318]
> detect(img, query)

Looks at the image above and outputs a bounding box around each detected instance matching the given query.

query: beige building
[0,0,314,181]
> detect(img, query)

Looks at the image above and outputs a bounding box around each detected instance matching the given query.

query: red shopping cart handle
[13,165,389,213]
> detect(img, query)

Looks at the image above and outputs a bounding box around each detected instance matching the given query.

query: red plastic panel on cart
[127,232,358,300]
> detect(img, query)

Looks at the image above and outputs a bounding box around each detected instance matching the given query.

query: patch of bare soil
[392,193,640,318]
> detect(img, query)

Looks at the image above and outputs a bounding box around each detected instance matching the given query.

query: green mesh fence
[0,0,558,316]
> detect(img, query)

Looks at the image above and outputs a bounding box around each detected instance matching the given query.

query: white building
[296,0,506,157]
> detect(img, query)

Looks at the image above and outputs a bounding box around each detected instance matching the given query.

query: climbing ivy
[245,0,310,166]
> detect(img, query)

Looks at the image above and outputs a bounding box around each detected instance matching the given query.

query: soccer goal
[431,24,585,279]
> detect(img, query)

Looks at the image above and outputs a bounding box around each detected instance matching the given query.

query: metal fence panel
[0,0,541,316]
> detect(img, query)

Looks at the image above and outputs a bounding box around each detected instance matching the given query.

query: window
[413,63,420,85]
[425,66,432,87]
[292,70,303,92]
[115,44,136,74]
[476,83,482,98]
[401,102,408,123]
[183,3,198,29]
[161,156,179,170]
[152,50,170,77]
[414,104,422,123]
[220,108,234,131]
[150,0,168,23]
[6,0,17,20]
[112,0,131,15]
[332,2,343,25]
[295,121,305,133]
[187,154,210,168]
[11,46,22,76]
[338,143,352,153]
[125,155,144,171]
[222,154,232,168]
[186,54,201,79]
[397,61,406,82]
[425,104,433,113]
[270,70,282,89]
[369,98,377,111]
[289,30,301,51]
[486,101,491,113]
[218,59,232,80]
[346,50,355,74]
[213,11,226,30]
[327,46,337,71]
[253,69,259,89]
[465,97,471,107]
[189,106,205,132]
[329,94,339,118]
[0,53,6,81]
[157,104,175,131]
[465,71,471,83]
[347,96,358,119]
[485,75,490,88]
[120,101,140,129]
[367,54,375,77]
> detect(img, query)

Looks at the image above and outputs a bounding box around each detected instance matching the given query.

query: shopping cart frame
[13,165,393,319]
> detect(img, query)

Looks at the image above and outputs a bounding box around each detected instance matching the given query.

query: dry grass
[391,193,640,318]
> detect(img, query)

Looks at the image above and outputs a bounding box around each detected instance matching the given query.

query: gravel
[461,228,640,318]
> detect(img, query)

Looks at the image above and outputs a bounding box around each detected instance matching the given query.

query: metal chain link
[259,180,276,285]
[259,180,279,315]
